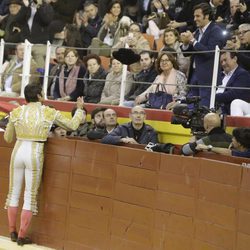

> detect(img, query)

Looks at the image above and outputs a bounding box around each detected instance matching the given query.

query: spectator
[100,58,133,105]
[181,112,232,155]
[47,46,65,98]
[68,106,89,137]
[83,54,107,103]
[144,0,174,39]
[209,0,230,24]
[196,127,250,158]
[230,99,250,116]
[89,0,133,57]
[226,23,250,71]
[0,0,29,43]
[0,43,39,97]
[50,125,67,137]
[160,27,190,75]
[74,1,102,55]
[216,51,250,114]
[124,50,158,107]
[53,48,86,101]
[135,52,187,109]
[86,107,106,139]
[224,0,250,30]
[181,2,226,107]
[22,0,54,68]
[87,108,118,139]
[102,105,158,145]
[168,0,206,32]
[112,22,151,74]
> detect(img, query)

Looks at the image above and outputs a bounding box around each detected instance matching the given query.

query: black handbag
[147,84,172,109]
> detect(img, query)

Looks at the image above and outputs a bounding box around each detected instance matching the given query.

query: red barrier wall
[1,133,250,250]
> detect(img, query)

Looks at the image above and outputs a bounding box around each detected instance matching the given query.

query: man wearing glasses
[226,23,250,71]
[101,105,158,145]
[236,23,250,71]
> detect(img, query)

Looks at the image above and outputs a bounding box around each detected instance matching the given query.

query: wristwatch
[207,145,213,152]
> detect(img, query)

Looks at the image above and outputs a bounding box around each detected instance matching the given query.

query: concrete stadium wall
[1,133,250,250]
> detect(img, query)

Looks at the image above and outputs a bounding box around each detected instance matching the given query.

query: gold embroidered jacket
[4,102,84,143]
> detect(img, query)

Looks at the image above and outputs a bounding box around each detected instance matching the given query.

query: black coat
[102,122,158,145]
[125,65,158,101]
[22,3,54,44]
[83,67,107,103]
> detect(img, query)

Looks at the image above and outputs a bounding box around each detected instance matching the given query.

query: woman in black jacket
[82,54,107,103]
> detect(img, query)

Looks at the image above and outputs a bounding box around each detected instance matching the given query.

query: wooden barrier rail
[1,133,250,250]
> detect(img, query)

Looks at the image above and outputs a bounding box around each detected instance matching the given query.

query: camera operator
[196,127,250,158]
[181,112,232,156]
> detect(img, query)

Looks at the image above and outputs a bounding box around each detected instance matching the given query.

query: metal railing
[0,39,248,110]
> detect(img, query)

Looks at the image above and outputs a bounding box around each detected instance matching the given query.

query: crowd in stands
[0,0,250,116]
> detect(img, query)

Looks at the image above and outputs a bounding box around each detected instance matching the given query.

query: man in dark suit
[181,2,226,107]
[216,51,250,114]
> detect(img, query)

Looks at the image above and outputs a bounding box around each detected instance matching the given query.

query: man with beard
[123,50,157,107]
[180,2,225,107]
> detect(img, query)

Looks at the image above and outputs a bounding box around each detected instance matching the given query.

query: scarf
[154,68,177,95]
[59,65,80,98]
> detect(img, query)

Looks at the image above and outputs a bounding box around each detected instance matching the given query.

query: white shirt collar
[200,21,212,34]
[223,65,238,77]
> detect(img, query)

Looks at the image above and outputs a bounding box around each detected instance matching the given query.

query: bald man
[181,113,232,155]
[102,106,158,145]
[87,108,118,140]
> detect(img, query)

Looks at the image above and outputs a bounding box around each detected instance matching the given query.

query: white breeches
[230,99,250,117]
[5,140,44,215]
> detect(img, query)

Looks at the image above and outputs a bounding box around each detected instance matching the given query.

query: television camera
[171,96,214,136]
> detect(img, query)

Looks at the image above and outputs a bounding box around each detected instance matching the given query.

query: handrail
[210,45,220,109]
[43,41,51,100]
[20,40,32,98]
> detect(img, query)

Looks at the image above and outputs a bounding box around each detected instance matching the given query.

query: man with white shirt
[181,2,226,107]
[0,43,39,97]
[216,51,250,114]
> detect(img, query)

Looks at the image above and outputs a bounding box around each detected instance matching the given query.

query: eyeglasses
[160,59,170,64]
[237,30,250,36]
[132,111,145,115]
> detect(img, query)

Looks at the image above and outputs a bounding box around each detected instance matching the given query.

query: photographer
[181,113,232,156]
[196,127,250,158]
